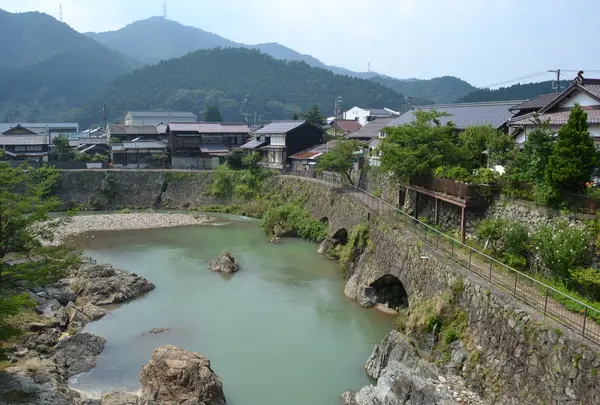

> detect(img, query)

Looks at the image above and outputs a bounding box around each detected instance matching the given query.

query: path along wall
[270,176,600,405]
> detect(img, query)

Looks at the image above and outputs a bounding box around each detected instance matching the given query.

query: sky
[2,0,599,86]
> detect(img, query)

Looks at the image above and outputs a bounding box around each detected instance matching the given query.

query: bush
[531,221,595,279]
[571,268,600,301]
[472,168,498,185]
[338,224,370,275]
[444,166,472,182]
[475,218,529,268]
[260,204,327,243]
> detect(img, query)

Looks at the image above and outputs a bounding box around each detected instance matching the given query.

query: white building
[343,107,399,126]
[509,77,600,145]
[124,111,197,126]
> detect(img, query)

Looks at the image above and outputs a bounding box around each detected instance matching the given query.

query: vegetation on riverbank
[0,163,79,358]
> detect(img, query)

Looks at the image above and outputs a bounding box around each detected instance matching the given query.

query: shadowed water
[68,214,394,405]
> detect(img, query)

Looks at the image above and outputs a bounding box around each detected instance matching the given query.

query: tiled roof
[127,111,197,119]
[254,120,307,134]
[582,79,600,98]
[69,137,109,147]
[510,109,600,126]
[346,117,397,139]
[0,123,78,134]
[240,139,267,149]
[367,108,395,116]
[108,125,159,136]
[289,141,341,159]
[509,93,560,112]
[333,120,362,133]
[389,101,523,130]
[169,122,250,134]
[0,135,49,145]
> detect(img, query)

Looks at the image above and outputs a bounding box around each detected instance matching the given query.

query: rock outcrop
[209,252,240,274]
[72,263,155,305]
[139,345,226,405]
[342,331,483,405]
[53,333,106,379]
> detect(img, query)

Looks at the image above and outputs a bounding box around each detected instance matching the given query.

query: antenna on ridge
[59,4,63,22]
[163,1,167,19]
[368,62,371,73]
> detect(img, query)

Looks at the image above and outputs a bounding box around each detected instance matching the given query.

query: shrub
[433,166,446,178]
[338,224,370,276]
[260,204,327,243]
[472,168,498,185]
[444,166,472,183]
[531,221,595,279]
[571,267,600,301]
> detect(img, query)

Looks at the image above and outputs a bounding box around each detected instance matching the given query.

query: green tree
[301,105,325,126]
[292,112,299,120]
[521,126,554,182]
[0,164,78,354]
[51,134,75,161]
[486,131,515,166]
[204,105,222,122]
[546,104,598,197]
[316,140,362,185]
[458,126,494,170]
[379,110,463,182]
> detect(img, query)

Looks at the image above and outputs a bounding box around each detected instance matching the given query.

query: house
[111,140,168,168]
[330,119,362,135]
[508,93,561,119]
[69,137,110,155]
[288,141,341,170]
[345,117,398,141]
[0,122,79,137]
[389,101,523,132]
[124,111,197,126]
[241,120,325,169]
[0,125,50,161]
[343,107,400,125]
[106,124,161,142]
[168,122,250,169]
[508,76,600,146]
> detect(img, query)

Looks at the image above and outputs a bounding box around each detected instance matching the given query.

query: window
[14,145,26,152]
[27,145,43,152]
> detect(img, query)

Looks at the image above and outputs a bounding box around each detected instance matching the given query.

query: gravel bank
[44,212,211,246]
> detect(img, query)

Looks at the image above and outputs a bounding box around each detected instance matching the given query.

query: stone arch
[320,217,329,225]
[366,275,409,310]
[332,228,349,245]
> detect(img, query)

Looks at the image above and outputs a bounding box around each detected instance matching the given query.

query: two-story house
[241,120,325,169]
[0,125,50,161]
[168,122,250,169]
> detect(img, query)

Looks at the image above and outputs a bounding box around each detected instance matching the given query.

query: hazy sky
[2,0,599,86]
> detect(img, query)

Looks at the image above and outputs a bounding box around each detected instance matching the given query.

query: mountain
[369,75,476,104]
[89,48,404,124]
[87,17,474,103]
[0,9,137,122]
[456,80,571,103]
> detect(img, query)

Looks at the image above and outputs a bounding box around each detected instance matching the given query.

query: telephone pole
[163,1,167,19]
[59,4,63,22]
[102,104,108,129]
[549,69,562,93]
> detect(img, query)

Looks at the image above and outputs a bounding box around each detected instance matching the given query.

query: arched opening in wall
[320,217,329,226]
[332,228,348,245]
[366,275,408,310]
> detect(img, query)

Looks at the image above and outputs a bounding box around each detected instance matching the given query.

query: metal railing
[284,171,600,344]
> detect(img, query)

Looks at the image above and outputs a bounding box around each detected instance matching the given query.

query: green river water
[67,214,395,404]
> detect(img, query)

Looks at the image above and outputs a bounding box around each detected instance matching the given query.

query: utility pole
[59,4,63,22]
[549,69,562,93]
[163,1,167,19]
[102,104,108,129]
[334,96,343,139]
[244,95,250,125]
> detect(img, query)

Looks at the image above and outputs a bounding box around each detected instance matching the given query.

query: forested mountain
[0,9,137,122]
[369,75,476,104]
[89,48,404,125]
[456,80,571,103]
[87,17,474,103]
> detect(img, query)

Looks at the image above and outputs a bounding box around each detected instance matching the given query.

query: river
[68,214,395,405]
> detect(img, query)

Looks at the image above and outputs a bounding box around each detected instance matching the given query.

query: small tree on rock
[546,104,598,199]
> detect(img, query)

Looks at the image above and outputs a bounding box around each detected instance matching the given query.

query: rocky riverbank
[41,212,212,246]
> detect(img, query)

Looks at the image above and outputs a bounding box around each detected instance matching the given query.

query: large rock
[36,299,69,329]
[53,333,106,379]
[209,252,240,274]
[100,392,139,405]
[139,345,225,405]
[74,263,155,305]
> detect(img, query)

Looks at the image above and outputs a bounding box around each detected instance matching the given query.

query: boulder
[100,392,139,405]
[209,252,240,274]
[53,333,106,379]
[139,345,225,405]
[66,302,91,332]
[36,299,68,329]
[45,283,78,306]
[75,264,155,306]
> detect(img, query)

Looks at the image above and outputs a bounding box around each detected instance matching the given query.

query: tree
[379,110,463,182]
[458,126,493,170]
[301,105,325,126]
[316,140,362,185]
[521,126,554,182]
[486,131,515,167]
[0,164,78,355]
[51,134,74,161]
[292,112,299,120]
[546,104,598,197]
[204,105,222,122]
[225,149,246,170]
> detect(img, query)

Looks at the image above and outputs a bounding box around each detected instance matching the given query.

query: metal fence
[285,171,600,344]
